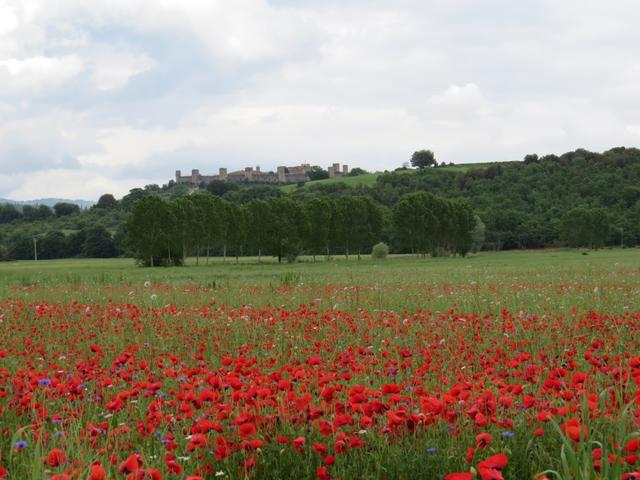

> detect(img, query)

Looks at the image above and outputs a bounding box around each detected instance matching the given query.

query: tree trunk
[258,248,262,263]
[223,245,227,263]
[206,244,210,265]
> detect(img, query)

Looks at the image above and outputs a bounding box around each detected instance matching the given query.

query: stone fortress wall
[175,163,349,185]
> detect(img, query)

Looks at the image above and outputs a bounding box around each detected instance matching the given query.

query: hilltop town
[175,163,349,186]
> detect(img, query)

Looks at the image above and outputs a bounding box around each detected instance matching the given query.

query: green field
[1,248,638,312]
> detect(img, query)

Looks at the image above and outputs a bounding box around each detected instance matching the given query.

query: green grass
[1,248,638,313]
[280,172,383,192]
[280,162,495,192]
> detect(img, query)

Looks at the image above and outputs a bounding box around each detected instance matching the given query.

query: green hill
[281,162,493,192]
[3,147,640,261]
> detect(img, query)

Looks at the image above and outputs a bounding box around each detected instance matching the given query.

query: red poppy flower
[88,463,106,480]
[46,448,66,467]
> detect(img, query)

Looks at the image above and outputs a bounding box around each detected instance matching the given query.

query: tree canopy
[410,150,437,169]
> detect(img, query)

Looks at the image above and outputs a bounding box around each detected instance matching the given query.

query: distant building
[175,163,350,186]
[328,163,349,178]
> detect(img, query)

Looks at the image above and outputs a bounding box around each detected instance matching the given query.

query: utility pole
[33,237,38,261]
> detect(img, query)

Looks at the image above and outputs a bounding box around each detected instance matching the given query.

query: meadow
[279,162,495,193]
[0,249,639,479]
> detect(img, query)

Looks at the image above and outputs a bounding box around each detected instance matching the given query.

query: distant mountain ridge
[0,198,94,209]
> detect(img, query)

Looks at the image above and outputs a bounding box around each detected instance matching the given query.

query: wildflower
[562,418,587,442]
[293,436,306,452]
[38,378,52,387]
[317,466,331,480]
[238,423,257,439]
[118,453,141,474]
[478,453,508,480]
[47,448,66,467]
[475,432,493,448]
[626,439,640,453]
[88,463,106,480]
[445,473,473,480]
[14,440,27,450]
[426,447,437,455]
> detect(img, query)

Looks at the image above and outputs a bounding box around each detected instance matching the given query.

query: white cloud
[425,83,490,125]
[4,168,138,200]
[18,0,319,65]
[91,51,155,91]
[2,0,640,199]
[0,2,19,36]
[0,55,83,92]
[78,126,188,169]
[626,125,640,137]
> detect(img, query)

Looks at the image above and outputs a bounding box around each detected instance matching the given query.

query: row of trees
[125,191,477,266]
[392,192,478,256]
[0,225,118,260]
[560,207,610,249]
[0,202,83,224]
[0,194,125,226]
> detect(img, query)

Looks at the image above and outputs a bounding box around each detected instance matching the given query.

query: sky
[0,0,639,200]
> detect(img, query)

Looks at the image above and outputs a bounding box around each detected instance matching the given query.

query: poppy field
[0,249,639,479]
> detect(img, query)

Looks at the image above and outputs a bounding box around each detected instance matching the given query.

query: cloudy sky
[0,0,639,200]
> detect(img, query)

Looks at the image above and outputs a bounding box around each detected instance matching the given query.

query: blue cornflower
[502,431,514,439]
[38,378,52,387]
[15,440,28,450]
[426,447,437,455]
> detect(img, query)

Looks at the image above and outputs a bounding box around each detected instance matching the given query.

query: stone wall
[176,163,317,185]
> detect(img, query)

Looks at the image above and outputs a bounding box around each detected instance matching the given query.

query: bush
[347,167,368,177]
[371,242,389,259]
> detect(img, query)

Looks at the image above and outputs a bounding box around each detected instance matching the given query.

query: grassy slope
[280,162,495,192]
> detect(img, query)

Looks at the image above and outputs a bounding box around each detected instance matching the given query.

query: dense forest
[0,146,638,262]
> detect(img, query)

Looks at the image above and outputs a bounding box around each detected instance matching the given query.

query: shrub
[371,242,389,259]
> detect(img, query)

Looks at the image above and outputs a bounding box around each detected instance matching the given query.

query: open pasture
[0,249,639,479]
